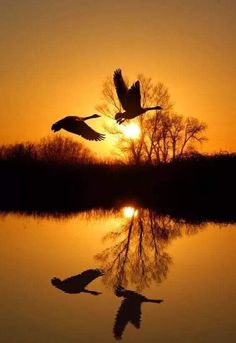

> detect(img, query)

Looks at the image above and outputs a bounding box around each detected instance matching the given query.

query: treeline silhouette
[0,135,95,165]
[0,137,235,222]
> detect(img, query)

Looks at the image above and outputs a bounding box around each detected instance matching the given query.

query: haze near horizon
[0,0,236,155]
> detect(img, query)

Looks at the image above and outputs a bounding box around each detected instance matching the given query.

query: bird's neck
[83,115,97,121]
[144,106,161,111]
[83,289,101,295]
[144,299,163,303]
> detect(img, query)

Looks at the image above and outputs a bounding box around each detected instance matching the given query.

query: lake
[1,207,236,342]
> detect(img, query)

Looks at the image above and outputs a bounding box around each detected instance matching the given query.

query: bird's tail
[51,122,61,132]
[115,112,123,120]
[115,112,125,124]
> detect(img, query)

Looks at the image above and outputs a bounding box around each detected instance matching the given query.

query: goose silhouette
[51,268,104,295]
[113,69,162,124]
[51,115,105,141]
[113,285,163,340]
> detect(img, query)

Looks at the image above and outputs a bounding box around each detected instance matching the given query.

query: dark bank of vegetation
[0,136,235,223]
[0,73,235,222]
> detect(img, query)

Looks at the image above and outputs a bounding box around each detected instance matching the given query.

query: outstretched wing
[113,299,131,340]
[113,69,128,110]
[129,301,142,329]
[113,299,142,340]
[63,269,104,288]
[126,81,141,112]
[76,122,105,141]
[63,118,105,141]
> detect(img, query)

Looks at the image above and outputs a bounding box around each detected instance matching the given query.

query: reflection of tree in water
[95,208,205,291]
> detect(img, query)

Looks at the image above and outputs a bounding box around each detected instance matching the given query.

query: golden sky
[0,0,236,155]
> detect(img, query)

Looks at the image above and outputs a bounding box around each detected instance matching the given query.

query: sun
[122,123,141,139]
[123,206,138,218]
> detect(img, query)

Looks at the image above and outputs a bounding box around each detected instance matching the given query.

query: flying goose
[51,114,105,141]
[113,69,162,124]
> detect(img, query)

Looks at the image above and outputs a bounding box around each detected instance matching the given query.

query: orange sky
[0,0,236,156]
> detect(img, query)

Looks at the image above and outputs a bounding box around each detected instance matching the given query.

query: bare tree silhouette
[97,73,207,164]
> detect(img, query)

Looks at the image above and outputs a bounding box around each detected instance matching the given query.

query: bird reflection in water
[51,268,104,295]
[113,285,163,340]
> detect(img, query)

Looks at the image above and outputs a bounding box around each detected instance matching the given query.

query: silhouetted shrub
[0,142,37,162]
[37,135,94,164]
[0,136,96,165]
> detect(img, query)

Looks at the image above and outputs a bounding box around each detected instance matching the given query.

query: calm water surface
[1,208,236,342]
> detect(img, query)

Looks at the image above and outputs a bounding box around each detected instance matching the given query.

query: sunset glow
[123,206,138,218]
[122,123,141,139]
[0,0,235,154]
[1,2,236,343]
